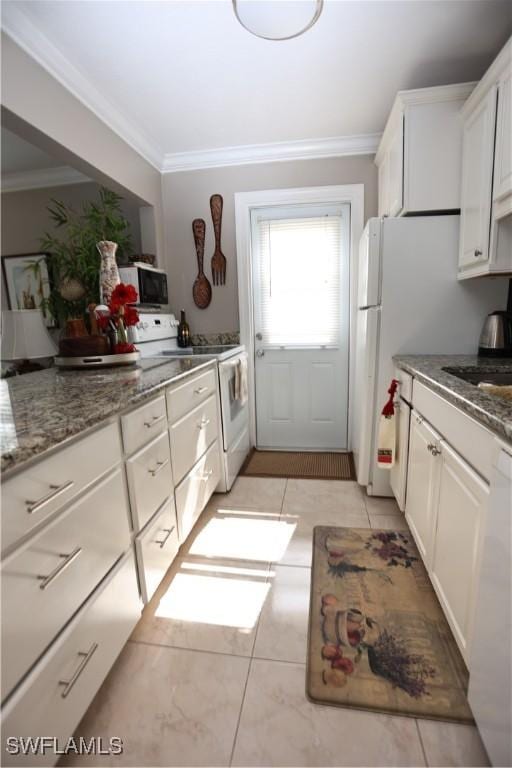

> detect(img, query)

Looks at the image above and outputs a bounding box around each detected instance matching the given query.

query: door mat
[240,450,355,480]
[307,526,473,722]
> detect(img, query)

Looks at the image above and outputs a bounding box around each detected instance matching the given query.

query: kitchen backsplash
[191,331,240,346]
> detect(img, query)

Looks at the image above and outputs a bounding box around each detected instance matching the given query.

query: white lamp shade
[233,0,323,40]
[1,310,58,360]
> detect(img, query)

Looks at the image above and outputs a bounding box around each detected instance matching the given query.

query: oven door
[219,354,249,451]
[139,268,168,305]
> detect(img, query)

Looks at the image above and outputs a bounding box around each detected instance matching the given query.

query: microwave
[118,262,168,306]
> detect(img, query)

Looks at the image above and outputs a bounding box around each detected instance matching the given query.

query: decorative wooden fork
[210,194,227,285]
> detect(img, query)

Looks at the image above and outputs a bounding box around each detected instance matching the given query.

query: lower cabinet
[175,440,221,542]
[405,412,489,664]
[430,440,489,661]
[1,552,141,767]
[405,411,441,565]
[135,498,180,604]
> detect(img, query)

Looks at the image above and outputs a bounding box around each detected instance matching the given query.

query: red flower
[110,283,138,310]
[124,305,140,327]
[114,342,137,354]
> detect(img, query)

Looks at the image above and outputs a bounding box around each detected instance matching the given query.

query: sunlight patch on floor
[154,567,270,629]
[188,513,296,562]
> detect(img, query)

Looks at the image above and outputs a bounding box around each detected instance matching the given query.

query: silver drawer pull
[59,643,98,698]
[427,443,441,456]
[474,249,483,258]
[26,481,75,515]
[156,527,174,548]
[202,470,214,479]
[197,418,211,429]
[37,547,82,590]
[148,458,169,477]
[194,386,208,395]
[144,415,165,428]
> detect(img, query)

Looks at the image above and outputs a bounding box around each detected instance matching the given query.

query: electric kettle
[478,311,512,357]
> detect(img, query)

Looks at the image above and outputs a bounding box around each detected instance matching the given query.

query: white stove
[130,313,249,491]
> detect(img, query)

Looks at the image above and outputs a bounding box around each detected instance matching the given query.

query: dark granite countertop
[393,355,512,441]
[1,357,215,476]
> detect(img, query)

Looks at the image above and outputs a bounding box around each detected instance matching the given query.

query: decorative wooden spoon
[210,194,227,285]
[192,218,212,309]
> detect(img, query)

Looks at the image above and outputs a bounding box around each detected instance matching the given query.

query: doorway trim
[234,183,364,448]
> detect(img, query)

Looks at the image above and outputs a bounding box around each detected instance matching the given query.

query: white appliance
[353,216,508,497]
[468,445,511,767]
[132,313,249,491]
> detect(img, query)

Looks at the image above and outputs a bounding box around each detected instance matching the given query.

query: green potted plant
[40,186,133,327]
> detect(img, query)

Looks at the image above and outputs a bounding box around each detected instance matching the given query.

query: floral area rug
[307,526,473,722]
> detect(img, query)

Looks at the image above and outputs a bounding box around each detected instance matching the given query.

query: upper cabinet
[376,83,475,217]
[458,38,512,279]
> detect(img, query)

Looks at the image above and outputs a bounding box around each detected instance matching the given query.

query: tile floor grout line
[415,718,429,767]
[128,638,255,661]
[229,656,254,768]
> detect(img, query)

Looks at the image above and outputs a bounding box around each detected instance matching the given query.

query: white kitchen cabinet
[458,86,498,271]
[376,83,474,217]
[430,440,488,662]
[458,37,512,278]
[493,67,512,215]
[125,430,173,532]
[1,552,140,767]
[135,497,179,604]
[405,411,441,566]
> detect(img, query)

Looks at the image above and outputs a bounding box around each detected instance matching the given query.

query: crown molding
[1,3,164,170]
[1,166,90,193]
[162,133,382,173]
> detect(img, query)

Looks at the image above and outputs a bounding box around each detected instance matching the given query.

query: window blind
[253,214,343,347]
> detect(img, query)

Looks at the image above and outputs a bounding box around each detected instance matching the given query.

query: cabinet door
[387,114,404,216]
[459,86,497,270]
[405,412,440,566]
[390,400,410,512]
[430,440,489,662]
[493,70,512,213]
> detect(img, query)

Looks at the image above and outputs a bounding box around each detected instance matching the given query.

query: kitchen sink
[443,368,512,386]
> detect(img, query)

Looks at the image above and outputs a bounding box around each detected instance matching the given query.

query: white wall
[162,155,378,334]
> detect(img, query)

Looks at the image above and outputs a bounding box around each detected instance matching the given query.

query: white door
[459,86,497,269]
[251,204,350,450]
[405,412,441,566]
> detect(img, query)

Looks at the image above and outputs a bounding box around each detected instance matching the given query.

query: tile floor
[64,478,490,767]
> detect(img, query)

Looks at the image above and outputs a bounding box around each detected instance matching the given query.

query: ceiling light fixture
[233,0,323,41]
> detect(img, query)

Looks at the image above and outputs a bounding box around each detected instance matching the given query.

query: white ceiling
[1,127,61,175]
[2,0,511,169]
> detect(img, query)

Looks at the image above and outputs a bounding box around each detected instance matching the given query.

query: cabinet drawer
[1,552,140,767]
[126,431,173,533]
[166,368,216,425]
[1,468,131,702]
[170,395,218,484]
[175,440,220,542]
[121,395,167,455]
[135,498,179,604]
[1,422,121,557]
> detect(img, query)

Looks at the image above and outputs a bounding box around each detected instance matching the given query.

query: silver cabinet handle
[474,249,483,257]
[427,443,441,456]
[59,643,98,698]
[26,481,74,515]
[155,527,174,548]
[37,547,82,590]
[415,415,423,425]
[194,386,208,395]
[197,418,211,429]
[148,458,169,477]
[144,415,165,428]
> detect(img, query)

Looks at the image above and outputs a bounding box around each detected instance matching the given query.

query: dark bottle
[177,309,191,348]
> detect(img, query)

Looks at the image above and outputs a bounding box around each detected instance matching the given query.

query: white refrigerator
[353,215,508,498]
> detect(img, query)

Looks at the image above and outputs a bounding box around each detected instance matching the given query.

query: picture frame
[1,252,55,327]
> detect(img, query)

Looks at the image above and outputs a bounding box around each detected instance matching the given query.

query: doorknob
[256,349,265,357]
[255,332,262,340]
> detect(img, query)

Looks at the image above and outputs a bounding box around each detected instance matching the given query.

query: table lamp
[1,310,57,374]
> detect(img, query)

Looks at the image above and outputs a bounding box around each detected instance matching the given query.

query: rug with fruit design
[307,527,473,722]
